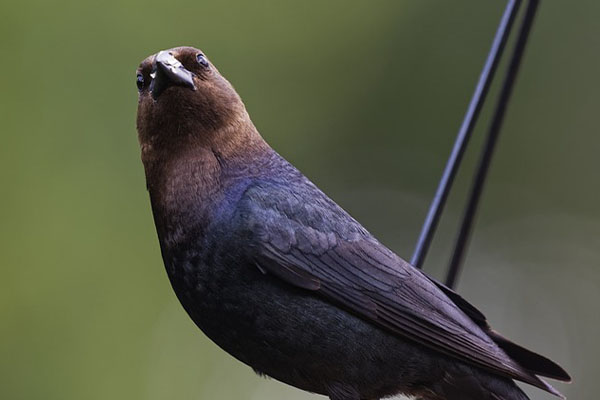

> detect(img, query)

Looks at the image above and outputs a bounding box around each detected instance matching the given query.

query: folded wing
[234,180,569,396]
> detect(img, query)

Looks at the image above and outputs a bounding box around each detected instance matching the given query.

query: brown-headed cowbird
[135,47,570,400]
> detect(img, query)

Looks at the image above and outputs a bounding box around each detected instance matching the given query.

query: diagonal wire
[411,0,522,270]
[445,0,540,289]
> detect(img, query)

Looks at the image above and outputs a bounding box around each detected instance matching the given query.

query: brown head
[135,46,266,163]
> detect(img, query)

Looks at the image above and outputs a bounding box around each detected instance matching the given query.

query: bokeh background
[1,1,598,399]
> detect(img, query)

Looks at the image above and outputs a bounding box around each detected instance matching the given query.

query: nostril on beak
[150,51,196,100]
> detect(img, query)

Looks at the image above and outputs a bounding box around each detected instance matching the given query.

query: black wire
[445,0,540,289]
[411,0,522,269]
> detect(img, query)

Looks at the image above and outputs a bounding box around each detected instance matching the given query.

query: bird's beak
[150,51,196,100]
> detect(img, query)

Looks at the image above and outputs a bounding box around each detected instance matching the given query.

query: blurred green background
[1,1,597,399]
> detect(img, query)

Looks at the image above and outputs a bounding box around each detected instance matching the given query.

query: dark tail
[431,278,570,397]
[487,330,571,382]
[424,363,530,400]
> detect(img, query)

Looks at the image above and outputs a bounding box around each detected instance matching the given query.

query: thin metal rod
[445,0,540,289]
[411,0,522,269]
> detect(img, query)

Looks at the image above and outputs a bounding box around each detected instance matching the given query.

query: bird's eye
[196,53,209,68]
[136,73,145,91]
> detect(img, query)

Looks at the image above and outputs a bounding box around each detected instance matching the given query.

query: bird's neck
[140,115,271,248]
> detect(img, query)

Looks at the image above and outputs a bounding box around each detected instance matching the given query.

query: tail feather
[430,277,571,394]
[425,364,531,400]
[488,330,571,382]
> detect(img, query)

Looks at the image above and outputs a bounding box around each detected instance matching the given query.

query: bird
[135,46,571,400]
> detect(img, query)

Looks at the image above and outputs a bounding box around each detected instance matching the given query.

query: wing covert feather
[234,180,562,394]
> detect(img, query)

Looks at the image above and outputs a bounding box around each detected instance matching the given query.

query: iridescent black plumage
[136,46,570,400]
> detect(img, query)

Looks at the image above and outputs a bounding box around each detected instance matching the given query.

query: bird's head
[136,46,255,155]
